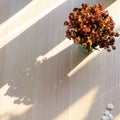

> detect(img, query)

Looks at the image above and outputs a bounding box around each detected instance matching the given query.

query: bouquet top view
[64,3,120,52]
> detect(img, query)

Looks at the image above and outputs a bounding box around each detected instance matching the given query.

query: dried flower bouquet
[64,3,119,52]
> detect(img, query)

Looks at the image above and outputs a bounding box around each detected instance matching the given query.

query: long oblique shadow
[0,0,117,120]
[0,0,69,104]
[68,1,120,120]
[0,1,78,120]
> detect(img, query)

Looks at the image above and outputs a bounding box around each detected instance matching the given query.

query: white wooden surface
[0,0,120,120]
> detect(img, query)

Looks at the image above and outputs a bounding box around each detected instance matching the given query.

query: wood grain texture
[0,0,120,120]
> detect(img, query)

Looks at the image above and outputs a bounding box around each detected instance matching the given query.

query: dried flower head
[64,3,120,52]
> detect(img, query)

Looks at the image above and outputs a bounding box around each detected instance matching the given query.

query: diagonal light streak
[36,38,73,64]
[0,0,67,49]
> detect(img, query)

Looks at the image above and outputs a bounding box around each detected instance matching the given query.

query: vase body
[79,44,89,53]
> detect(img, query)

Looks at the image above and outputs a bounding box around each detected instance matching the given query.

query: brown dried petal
[114,32,120,37]
[112,45,116,50]
[73,7,79,12]
[64,21,69,26]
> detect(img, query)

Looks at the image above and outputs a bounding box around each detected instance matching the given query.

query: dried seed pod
[107,104,114,110]
[104,110,110,116]
[101,115,109,120]
[108,114,114,120]
[102,111,114,120]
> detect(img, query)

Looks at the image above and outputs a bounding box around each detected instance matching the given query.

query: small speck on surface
[101,103,114,120]
[27,68,31,71]
[54,84,57,88]
[26,73,30,76]
[60,80,62,82]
